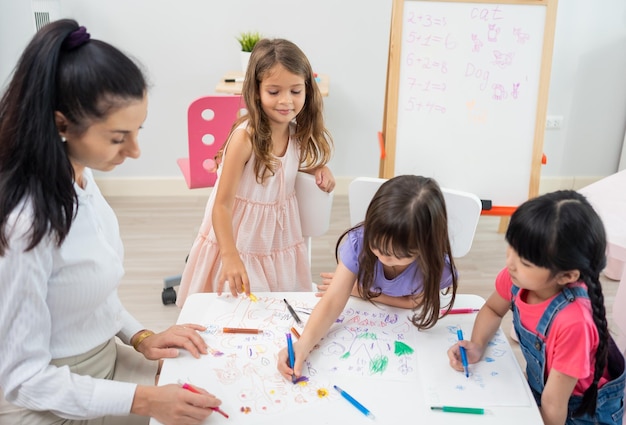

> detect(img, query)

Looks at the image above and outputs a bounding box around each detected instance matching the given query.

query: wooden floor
[111,194,620,370]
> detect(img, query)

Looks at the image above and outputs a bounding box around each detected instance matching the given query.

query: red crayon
[441,308,480,315]
[181,382,229,418]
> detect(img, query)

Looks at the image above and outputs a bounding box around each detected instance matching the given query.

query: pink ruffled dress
[176,123,311,307]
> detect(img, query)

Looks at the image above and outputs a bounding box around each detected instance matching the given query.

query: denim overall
[511,285,625,424]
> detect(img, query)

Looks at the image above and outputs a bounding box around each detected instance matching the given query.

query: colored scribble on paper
[173,294,418,419]
[306,305,418,380]
[394,340,414,356]
[370,354,389,374]
[416,318,530,407]
[317,388,329,398]
[185,295,342,417]
[207,345,224,357]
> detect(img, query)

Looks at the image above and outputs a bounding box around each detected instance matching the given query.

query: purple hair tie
[63,26,91,50]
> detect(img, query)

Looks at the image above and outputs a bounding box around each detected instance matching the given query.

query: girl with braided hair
[447,190,625,425]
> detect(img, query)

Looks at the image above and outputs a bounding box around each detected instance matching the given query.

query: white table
[151,293,542,424]
[579,171,626,352]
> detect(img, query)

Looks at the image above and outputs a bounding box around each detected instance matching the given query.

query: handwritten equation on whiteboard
[400,3,543,116]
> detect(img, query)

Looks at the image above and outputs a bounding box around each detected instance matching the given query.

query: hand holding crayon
[457,328,469,378]
[286,333,296,384]
[178,381,229,418]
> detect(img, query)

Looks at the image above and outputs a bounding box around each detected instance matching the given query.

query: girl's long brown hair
[220,38,332,183]
[336,175,458,330]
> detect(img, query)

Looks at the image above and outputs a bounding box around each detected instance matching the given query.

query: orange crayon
[222,327,263,334]
[290,327,301,339]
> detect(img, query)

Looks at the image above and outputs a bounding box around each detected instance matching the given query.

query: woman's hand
[134,383,222,425]
[134,324,208,360]
[314,166,335,193]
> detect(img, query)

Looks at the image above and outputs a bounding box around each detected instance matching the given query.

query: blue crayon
[286,333,296,384]
[334,385,375,420]
[457,328,469,378]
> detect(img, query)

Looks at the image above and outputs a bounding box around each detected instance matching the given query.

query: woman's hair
[506,190,608,417]
[336,175,458,330]
[0,19,147,255]
[231,38,333,183]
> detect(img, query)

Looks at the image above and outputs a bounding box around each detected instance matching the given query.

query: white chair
[348,177,481,258]
[295,172,334,290]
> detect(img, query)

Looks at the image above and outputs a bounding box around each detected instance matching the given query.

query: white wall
[62,0,393,187]
[541,1,626,183]
[1,0,625,195]
[0,0,37,88]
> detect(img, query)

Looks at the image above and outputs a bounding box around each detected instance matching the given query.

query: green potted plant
[237,31,262,72]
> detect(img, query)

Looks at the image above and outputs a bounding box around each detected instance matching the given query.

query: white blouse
[0,169,143,419]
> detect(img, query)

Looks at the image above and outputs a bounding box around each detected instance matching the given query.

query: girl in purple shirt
[330,225,455,306]
[278,175,459,381]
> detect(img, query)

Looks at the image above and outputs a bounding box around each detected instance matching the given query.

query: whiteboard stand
[380,0,559,234]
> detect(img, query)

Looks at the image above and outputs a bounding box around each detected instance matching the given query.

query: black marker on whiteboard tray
[224,77,244,83]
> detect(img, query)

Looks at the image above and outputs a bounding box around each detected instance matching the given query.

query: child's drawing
[492,50,514,69]
[166,294,418,421]
[305,307,419,379]
[513,27,530,44]
[487,23,501,42]
[416,316,530,407]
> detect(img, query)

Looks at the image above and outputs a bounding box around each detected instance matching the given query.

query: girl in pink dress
[177,39,334,306]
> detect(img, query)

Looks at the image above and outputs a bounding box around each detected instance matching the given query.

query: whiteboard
[383,0,557,207]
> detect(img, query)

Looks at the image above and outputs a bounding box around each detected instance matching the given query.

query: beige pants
[0,338,158,425]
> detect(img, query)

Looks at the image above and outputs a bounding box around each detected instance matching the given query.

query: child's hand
[315,273,360,298]
[217,253,249,296]
[276,343,306,382]
[314,166,335,193]
[447,340,482,371]
[314,272,334,297]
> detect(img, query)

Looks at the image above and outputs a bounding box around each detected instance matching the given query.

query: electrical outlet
[546,115,563,129]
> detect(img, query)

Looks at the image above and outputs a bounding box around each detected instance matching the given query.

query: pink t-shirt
[495,268,608,395]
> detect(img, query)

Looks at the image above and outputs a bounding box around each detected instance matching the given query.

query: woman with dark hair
[0,19,221,424]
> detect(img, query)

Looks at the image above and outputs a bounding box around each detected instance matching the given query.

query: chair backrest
[295,172,334,270]
[178,95,243,189]
[348,177,481,258]
[295,172,334,238]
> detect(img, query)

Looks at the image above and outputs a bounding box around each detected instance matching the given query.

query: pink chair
[177,95,244,189]
[163,95,243,304]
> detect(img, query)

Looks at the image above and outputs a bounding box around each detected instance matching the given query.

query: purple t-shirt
[339,227,455,297]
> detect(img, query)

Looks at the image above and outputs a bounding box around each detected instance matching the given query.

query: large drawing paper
[416,314,530,407]
[159,294,419,422]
